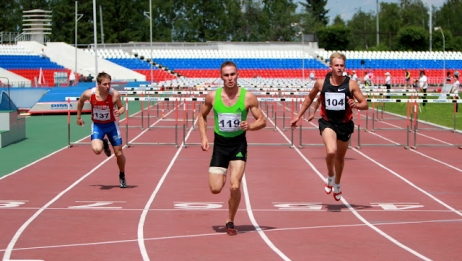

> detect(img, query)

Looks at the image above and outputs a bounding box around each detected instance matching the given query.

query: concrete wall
[0,68,32,87]
[0,111,26,147]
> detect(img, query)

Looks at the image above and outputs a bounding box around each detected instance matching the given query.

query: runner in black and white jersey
[291,52,368,201]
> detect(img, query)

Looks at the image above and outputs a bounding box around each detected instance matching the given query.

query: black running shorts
[318,118,354,142]
[210,132,247,168]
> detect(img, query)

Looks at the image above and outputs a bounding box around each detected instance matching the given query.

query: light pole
[291,23,305,82]
[75,1,83,76]
[376,0,379,46]
[92,0,98,75]
[434,26,445,86]
[143,0,153,84]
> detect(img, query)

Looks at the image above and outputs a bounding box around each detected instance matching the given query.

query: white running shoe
[333,185,342,201]
[324,177,334,194]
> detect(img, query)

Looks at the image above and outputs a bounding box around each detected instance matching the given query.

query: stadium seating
[316,50,462,85]
[0,45,68,86]
[92,48,176,82]
[2,43,462,87]
[127,49,328,80]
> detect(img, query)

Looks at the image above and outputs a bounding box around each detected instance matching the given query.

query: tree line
[0,0,461,51]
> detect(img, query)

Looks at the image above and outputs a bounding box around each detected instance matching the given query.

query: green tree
[433,29,454,51]
[175,0,239,42]
[395,26,428,51]
[299,0,328,26]
[17,0,50,11]
[262,0,298,41]
[399,0,429,28]
[48,0,75,43]
[347,9,376,50]
[332,15,346,27]
[233,0,265,41]
[378,2,401,49]
[0,0,21,33]
[433,0,462,37]
[298,0,328,34]
[317,26,350,50]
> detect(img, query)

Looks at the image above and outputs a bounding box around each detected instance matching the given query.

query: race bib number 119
[218,113,241,132]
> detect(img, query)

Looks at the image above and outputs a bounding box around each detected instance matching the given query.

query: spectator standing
[351,70,358,82]
[40,48,47,58]
[310,70,315,81]
[69,71,76,86]
[446,71,452,84]
[405,69,411,88]
[363,71,372,86]
[419,70,428,106]
[385,72,391,98]
[450,74,460,112]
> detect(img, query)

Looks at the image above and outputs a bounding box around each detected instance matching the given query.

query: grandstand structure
[0,40,461,89]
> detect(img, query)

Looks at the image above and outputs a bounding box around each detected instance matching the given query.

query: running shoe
[324,176,334,194]
[120,177,127,188]
[102,138,111,157]
[333,185,342,201]
[226,222,237,236]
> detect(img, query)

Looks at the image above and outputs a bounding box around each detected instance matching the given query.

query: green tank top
[214,87,248,137]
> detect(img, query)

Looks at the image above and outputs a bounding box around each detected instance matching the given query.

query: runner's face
[330,58,345,77]
[221,66,238,89]
[98,78,111,93]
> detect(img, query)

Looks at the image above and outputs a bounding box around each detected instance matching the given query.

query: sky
[324,0,445,24]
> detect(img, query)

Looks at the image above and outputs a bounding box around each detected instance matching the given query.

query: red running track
[1,101,462,261]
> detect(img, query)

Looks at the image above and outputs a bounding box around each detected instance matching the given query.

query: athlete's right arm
[198,92,214,151]
[308,97,321,121]
[76,90,91,126]
[291,79,322,128]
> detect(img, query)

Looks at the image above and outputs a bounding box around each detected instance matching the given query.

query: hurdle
[357,98,434,149]
[125,96,181,147]
[66,97,126,147]
[181,97,296,148]
[65,96,182,147]
[409,99,462,149]
[356,98,462,149]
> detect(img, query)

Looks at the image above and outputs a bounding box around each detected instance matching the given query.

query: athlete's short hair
[329,52,347,65]
[97,72,112,84]
[220,61,238,73]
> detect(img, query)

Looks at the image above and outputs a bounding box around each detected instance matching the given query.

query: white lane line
[137,109,196,261]
[267,112,431,261]
[4,217,461,253]
[2,107,176,261]
[242,175,291,260]
[352,147,462,217]
[2,207,462,213]
[0,107,145,181]
[366,130,462,172]
[1,159,112,261]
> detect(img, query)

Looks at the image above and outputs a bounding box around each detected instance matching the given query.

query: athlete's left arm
[348,80,369,110]
[242,92,266,131]
[113,90,125,117]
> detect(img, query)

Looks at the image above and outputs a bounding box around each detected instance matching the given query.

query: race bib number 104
[325,92,345,111]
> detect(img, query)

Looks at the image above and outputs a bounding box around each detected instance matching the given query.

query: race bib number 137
[93,108,110,121]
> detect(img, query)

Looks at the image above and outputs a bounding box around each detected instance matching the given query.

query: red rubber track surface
[1,100,461,261]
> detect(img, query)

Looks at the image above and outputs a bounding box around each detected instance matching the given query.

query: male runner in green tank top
[198,61,266,236]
